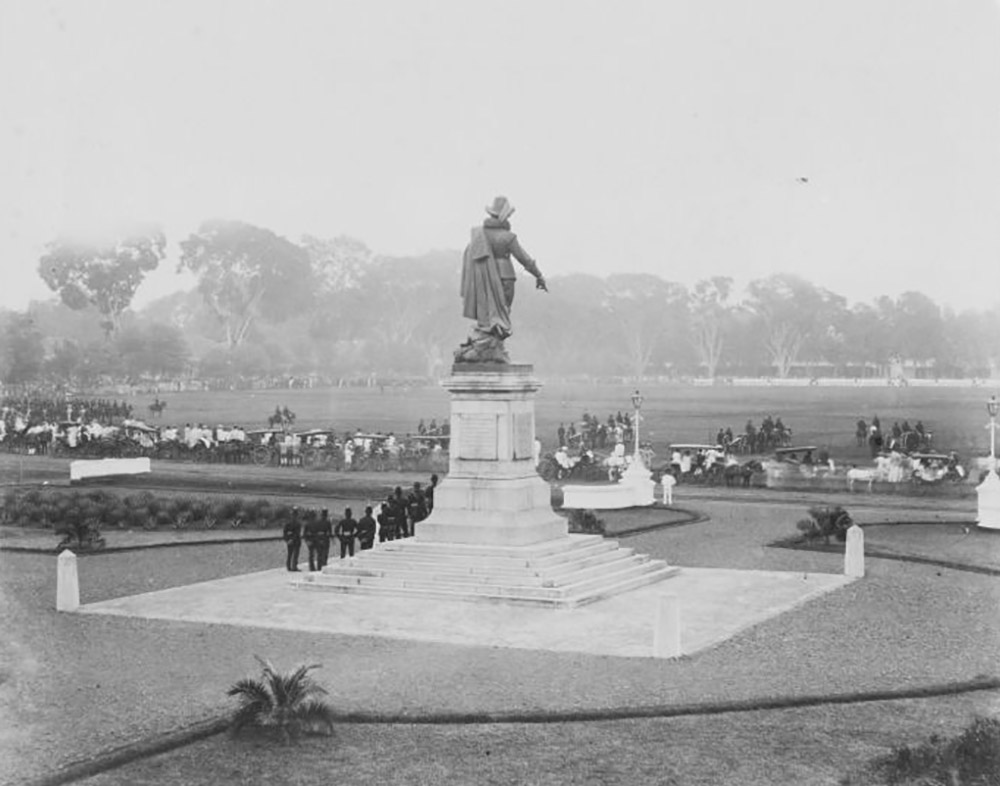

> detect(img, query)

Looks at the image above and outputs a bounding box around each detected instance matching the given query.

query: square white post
[844,524,865,578]
[57,549,80,611]
[653,594,681,658]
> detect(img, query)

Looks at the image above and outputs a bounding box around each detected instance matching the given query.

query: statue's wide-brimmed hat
[485,195,515,222]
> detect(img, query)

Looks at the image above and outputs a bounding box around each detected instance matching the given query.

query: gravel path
[2,496,998,785]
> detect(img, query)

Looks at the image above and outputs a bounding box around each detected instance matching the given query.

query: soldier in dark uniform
[377,501,392,542]
[408,482,428,534]
[392,487,408,537]
[357,506,377,550]
[304,511,322,572]
[334,508,358,559]
[425,474,439,514]
[283,507,302,572]
[317,509,333,568]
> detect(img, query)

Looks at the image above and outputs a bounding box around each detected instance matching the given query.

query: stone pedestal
[620,459,656,506]
[416,365,568,546]
[57,549,80,611]
[296,363,679,607]
[562,459,656,510]
[976,470,1000,530]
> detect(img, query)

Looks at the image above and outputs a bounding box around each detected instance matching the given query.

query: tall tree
[886,291,945,368]
[0,312,45,388]
[302,234,372,295]
[116,323,190,381]
[602,274,688,380]
[37,225,166,336]
[690,277,734,379]
[179,221,314,348]
[745,274,846,377]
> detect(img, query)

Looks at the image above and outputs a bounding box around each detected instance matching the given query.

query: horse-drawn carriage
[909,452,964,484]
[773,446,820,464]
[537,448,610,483]
[662,444,728,484]
[400,435,450,472]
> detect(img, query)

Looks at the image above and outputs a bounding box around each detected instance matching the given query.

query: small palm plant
[227,656,336,742]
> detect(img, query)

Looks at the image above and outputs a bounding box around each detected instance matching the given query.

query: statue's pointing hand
[536,276,548,292]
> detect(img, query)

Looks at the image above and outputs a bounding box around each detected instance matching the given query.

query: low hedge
[1,488,299,533]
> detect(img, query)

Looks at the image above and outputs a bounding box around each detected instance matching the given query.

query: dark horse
[267,408,296,430]
[724,459,764,488]
[148,398,167,418]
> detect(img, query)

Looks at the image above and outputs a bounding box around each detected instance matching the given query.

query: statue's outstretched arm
[510,236,547,291]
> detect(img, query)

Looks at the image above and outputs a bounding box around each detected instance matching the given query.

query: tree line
[2,219,998,389]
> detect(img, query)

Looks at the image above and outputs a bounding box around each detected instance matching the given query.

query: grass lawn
[860,523,1000,571]
[77,696,998,786]
[772,522,1000,574]
[120,382,997,460]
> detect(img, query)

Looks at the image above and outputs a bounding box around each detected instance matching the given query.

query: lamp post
[631,389,643,462]
[988,395,999,473]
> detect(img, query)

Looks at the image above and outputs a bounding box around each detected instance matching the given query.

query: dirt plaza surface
[2,481,999,785]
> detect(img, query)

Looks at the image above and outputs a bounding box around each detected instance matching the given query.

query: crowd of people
[1,395,132,430]
[855,416,931,456]
[282,477,438,571]
[416,418,450,437]
[556,411,634,452]
[726,415,794,453]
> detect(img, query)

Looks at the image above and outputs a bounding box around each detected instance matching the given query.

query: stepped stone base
[295,363,679,607]
[294,534,679,608]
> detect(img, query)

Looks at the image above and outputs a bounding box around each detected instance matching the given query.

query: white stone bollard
[976,470,1000,530]
[653,594,681,658]
[56,549,80,611]
[844,524,865,578]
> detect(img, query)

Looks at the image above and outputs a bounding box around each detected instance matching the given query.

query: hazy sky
[2,0,999,312]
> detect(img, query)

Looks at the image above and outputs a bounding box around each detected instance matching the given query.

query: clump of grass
[845,715,1000,785]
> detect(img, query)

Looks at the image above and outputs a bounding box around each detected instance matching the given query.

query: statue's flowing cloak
[460,226,512,339]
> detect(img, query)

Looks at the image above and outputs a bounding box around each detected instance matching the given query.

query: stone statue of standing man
[455,196,548,364]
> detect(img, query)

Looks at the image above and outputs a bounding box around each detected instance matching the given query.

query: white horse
[846,467,876,492]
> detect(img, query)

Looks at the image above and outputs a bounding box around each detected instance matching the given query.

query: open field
[124,382,998,460]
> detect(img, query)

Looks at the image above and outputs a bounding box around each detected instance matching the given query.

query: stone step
[375,534,603,561]
[294,562,679,608]
[325,549,643,587]
[558,565,681,608]
[348,539,620,575]
[304,556,664,599]
[539,547,638,576]
[554,558,669,597]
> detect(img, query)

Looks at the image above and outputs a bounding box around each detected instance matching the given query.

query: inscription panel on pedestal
[458,414,499,460]
[513,412,534,460]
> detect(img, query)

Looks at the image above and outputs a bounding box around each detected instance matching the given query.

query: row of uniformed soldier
[282,505,385,571]
[376,476,437,542]
[281,475,439,571]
